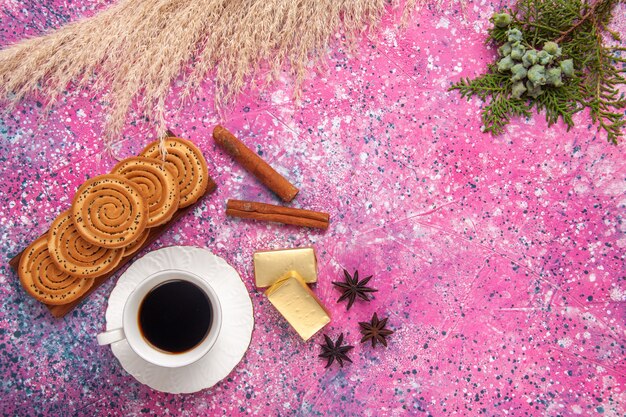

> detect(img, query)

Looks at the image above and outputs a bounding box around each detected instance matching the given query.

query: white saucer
[102,246,254,393]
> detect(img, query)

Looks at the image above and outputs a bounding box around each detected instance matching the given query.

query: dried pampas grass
[0,0,423,142]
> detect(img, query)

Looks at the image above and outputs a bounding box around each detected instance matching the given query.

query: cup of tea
[97,269,222,368]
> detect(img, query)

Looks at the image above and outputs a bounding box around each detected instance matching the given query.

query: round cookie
[19,235,93,305]
[48,210,124,277]
[122,228,150,257]
[141,137,211,208]
[71,174,148,249]
[111,156,180,227]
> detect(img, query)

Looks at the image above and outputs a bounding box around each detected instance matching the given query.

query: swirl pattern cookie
[48,211,124,277]
[122,228,150,257]
[111,157,180,227]
[19,235,93,305]
[72,174,148,249]
[141,138,213,208]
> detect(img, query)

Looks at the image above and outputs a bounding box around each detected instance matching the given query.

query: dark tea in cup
[97,269,222,368]
[138,280,213,354]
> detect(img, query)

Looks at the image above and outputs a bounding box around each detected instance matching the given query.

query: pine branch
[450,0,626,143]
[451,66,511,100]
[554,0,601,43]
[482,96,532,135]
[451,69,532,134]
[579,10,626,143]
[533,81,580,128]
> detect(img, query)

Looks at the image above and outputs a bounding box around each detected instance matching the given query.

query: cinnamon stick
[213,125,299,202]
[226,199,329,229]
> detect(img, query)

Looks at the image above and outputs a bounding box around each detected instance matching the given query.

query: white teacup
[97,269,222,368]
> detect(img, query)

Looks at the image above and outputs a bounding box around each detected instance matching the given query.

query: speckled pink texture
[1,1,625,416]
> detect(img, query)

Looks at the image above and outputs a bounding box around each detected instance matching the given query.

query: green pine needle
[450,0,626,143]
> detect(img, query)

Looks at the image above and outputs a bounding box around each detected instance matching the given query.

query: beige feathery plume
[0,0,427,144]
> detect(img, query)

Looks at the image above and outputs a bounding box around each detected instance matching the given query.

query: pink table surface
[1,1,625,416]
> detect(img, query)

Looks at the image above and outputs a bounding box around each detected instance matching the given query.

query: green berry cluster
[492,13,574,100]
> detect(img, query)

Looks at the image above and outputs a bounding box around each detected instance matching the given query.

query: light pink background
[0,1,624,415]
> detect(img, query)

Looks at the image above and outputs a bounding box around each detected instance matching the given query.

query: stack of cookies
[18,137,214,307]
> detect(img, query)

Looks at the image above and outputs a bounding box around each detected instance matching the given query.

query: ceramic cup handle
[97,328,126,345]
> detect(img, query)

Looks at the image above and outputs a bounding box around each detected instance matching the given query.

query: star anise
[332,269,378,310]
[319,333,354,368]
[359,312,394,348]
